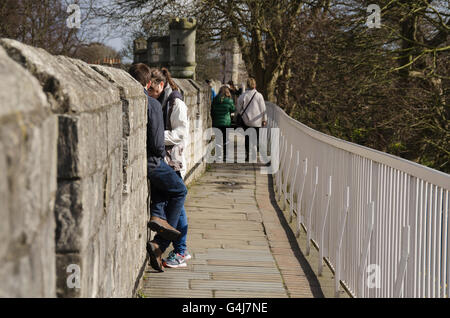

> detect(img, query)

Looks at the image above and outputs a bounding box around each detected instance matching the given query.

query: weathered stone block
[0,46,58,298]
[30,213,57,298]
[54,180,83,253]
[0,144,8,261]
[84,237,100,298]
[57,112,110,179]
[0,39,120,114]
[109,145,123,198]
[106,104,123,156]
[90,65,147,201]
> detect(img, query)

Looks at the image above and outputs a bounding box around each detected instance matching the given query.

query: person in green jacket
[211,86,236,160]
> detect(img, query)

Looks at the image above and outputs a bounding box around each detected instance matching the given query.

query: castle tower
[147,36,170,68]
[133,37,148,64]
[222,38,248,88]
[169,18,197,79]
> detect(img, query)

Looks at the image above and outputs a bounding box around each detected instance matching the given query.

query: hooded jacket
[211,95,236,127]
[158,85,190,179]
[145,89,166,171]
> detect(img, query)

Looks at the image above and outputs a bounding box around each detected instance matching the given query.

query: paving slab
[190,280,286,293]
[214,291,287,298]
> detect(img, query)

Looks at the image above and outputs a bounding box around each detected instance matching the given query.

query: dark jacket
[145,89,166,171]
[211,96,236,127]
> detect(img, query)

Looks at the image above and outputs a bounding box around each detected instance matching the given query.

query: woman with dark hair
[211,86,236,160]
[147,67,191,268]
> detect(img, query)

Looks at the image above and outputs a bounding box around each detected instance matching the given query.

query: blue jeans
[173,206,188,255]
[174,171,188,255]
[160,173,188,255]
[148,160,187,252]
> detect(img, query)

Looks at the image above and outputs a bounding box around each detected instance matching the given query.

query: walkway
[141,163,325,298]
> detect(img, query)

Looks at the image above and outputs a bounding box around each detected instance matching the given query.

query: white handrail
[267,102,450,298]
[267,102,449,189]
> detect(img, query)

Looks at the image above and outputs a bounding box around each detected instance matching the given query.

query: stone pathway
[142,163,324,298]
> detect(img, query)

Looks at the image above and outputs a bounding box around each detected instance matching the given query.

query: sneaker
[163,251,187,268]
[183,251,192,261]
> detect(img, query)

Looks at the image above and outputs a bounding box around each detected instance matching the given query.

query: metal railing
[266,102,450,298]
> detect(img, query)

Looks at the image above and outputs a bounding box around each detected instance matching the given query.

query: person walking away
[206,79,217,103]
[236,77,267,162]
[228,80,240,106]
[147,67,191,268]
[211,86,236,160]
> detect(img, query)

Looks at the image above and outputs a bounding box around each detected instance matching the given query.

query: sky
[75,0,134,62]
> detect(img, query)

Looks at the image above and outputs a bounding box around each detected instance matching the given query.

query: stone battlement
[0,39,211,298]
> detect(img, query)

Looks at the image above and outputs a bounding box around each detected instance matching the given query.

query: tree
[93,0,333,102]
[196,42,223,82]
[287,0,449,172]
[95,0,449,171]
[0,0,97,57]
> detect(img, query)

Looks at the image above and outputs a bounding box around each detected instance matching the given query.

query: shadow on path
[266,174,325,298]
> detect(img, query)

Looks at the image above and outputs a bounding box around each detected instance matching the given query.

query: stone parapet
[0,39,211,297]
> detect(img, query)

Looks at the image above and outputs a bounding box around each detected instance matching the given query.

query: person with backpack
[211,86,236,160]
[128,63,187,272]
[236,77,267,162]
[147,67,191,268]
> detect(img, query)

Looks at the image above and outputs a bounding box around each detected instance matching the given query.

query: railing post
[277,138,287,201]
[335,186,350,297]
[394,225,411,298]
[306,166,319,256]
[275,135,284,197]
[296,158,308,237]
[289,151,300,223]
[319,175,332,276]
[358,201,375,297]
[283,145,293,211]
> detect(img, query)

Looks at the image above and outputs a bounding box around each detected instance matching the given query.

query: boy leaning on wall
[129,63,188,272]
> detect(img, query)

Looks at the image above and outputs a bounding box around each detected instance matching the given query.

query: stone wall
[0,39,210,297]
[0,46,58,298]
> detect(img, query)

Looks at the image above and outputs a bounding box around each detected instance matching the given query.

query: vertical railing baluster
[358,201,375,297]
[443,190,450,298]
[276,135,285,199]
[442,189,449,298]
[432,185,438,298]
[436,187,443,297]
[419,180,425,298]
[289,151,300,223]
[277,139,288,201]
[335,187,350,297]
[319,176,332,276]
[426,183,432,298]
[306,166,319,256]
[283,145,293,211]
[296,158,308,237]
[394,226,411,298]
[411,177,419,298]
